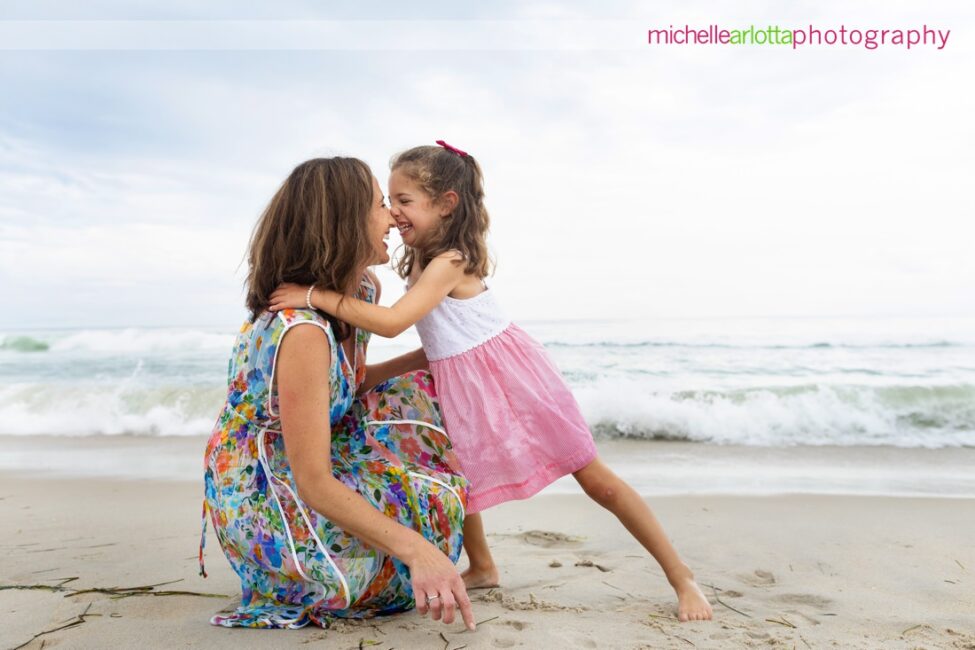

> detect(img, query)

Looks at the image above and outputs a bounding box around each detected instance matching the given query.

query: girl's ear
[438,191,459,217]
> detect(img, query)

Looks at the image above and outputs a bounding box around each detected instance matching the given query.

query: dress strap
[359,273,377,301]
[267,311,339,419]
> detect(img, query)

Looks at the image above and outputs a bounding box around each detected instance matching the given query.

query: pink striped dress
[414,285,598,513]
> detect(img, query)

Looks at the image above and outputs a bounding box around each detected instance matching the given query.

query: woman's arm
[269,254,465,338]
[276,325,474,629]
[358,347,428,396]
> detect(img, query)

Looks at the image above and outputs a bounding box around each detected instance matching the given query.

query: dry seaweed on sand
[0,576,78,593]
[11,602,94,650]
[574,559,611,572]
[0,577,228,600]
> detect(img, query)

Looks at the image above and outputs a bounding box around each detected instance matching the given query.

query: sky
[0,1,972,329]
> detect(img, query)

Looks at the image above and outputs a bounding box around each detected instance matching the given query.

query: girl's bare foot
[674,576,713,622]
[461,564,500,590]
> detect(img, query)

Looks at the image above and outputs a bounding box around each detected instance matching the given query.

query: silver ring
[426,594,440,603]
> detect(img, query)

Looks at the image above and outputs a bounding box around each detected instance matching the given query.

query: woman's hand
[407,540,476,631]
[269,283,311,312]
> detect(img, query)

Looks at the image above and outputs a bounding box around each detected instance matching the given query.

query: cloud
[0,5,972,328]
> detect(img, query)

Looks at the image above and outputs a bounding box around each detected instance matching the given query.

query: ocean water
[1,317,974,448]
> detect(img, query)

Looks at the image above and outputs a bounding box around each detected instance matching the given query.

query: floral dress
[201,276,468,629]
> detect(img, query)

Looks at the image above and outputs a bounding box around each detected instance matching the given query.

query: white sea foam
[1,376,972,446]
[0,383,224,437]
[1,319,973,445]
[49,328,235,354]
[575,380,975,447]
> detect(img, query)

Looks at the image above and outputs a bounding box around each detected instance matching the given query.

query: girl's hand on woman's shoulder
[270,283,343,315]
[268,283,311,312]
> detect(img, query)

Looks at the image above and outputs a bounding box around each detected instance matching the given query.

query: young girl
[269,141,713,622]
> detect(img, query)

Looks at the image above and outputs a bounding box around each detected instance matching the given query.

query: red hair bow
[436,139,468,157]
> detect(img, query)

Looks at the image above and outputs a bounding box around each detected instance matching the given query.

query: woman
[200,157,475,631]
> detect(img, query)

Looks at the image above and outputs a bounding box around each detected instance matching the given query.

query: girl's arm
[276,325,474,629]
[354,272,428,393]
[358,347,428,396]
[269,253,465,338]
[355,271,429,393]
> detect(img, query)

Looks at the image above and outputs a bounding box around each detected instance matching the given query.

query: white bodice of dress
[414,288,511,361]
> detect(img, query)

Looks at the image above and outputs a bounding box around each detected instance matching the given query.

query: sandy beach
[2,443,974,650]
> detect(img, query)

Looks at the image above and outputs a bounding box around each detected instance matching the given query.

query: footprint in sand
[900,624,975,648]
[782,609,822,626]
[519,530,583,547]
[767,593,833,626]
[772,593,833,609]
[739,569,776,587]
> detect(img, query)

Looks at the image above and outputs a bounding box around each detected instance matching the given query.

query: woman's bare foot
[674,576,713,622]
[461,564,500,590]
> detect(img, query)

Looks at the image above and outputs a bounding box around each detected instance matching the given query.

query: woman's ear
[438,191,459,217]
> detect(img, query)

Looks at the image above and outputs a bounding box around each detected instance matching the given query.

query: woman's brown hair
[391,145,491,279]
[245,157,374,340]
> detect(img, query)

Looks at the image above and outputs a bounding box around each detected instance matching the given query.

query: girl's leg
[460,513,500,589]
[572,457,713,621]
